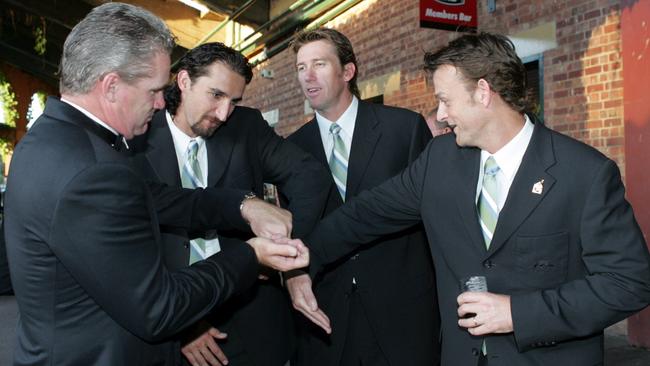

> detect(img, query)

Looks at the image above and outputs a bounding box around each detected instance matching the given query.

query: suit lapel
[302,119,329,166]
[206,120,236,187]
[454,147,488,253]
[347,102,381,198]
[487,123,557,256]
[145,112,182,187]
[300,118,343,206]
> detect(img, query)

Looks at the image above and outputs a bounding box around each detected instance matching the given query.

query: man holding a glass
[297,32,650,366]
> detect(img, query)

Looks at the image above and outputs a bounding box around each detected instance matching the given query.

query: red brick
[585,65,602,75]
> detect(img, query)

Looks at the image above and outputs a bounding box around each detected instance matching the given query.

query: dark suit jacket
[305,120,650,366]
[288,101,440,366]
[4,98,260,366]
[130,107,330,365]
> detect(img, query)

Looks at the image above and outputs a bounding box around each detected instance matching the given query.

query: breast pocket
[515,232,569,289]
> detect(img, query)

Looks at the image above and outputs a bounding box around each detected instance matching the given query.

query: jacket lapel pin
[532,179,544,195]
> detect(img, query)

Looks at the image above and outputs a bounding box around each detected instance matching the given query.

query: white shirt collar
[481,114,535,183]
[166,110,205,155]
[476,115,534,209]
[315,96,358,140]
[61,98,129,148]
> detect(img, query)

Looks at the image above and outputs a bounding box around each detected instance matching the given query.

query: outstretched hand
[246,237,308,272]
[286,273,331,334]
[182,322,229,366]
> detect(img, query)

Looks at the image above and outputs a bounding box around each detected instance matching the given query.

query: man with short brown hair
[286,28,440,366]
[300,32,650,366]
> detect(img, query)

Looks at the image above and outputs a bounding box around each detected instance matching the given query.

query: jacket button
[349,253,360,261]
[483,260,494,269]
[472,348,479,356]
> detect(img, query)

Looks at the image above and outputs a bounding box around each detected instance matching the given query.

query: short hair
[291,28,360,98]
[423,32,533,113]
[59,2,176,95]
[164,42,253,115]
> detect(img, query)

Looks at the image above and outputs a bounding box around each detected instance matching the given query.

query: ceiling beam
[0,40,58,86]
[203,0,269,26]
[1,0,91,29]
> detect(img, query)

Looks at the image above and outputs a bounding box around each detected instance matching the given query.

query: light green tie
[477,156,500,249]
[476,156,500,355]
[329,123,348,201]
[181,140,207,264]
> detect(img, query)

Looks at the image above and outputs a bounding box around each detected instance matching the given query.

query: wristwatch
[239,192,257,223]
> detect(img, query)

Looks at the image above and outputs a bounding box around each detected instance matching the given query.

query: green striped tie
[477,156,500,249]
[476,156,500,356]
[329,123,348,201]
[181,140,207,264]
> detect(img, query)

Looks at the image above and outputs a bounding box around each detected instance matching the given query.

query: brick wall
[242,0,627,176]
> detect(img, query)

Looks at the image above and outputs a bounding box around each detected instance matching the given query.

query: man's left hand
[457,292,513,336]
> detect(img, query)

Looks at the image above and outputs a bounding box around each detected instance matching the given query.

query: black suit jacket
[4,98,260,366]
[131,107,330,365]
[305,120,650,366]
[288,101,440,366]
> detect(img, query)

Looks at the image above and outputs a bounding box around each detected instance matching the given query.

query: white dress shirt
[316,96,359,162]
[166,111,220,255]
[61,98,129,149]
[316,96,360,283]
[476,115,535,213]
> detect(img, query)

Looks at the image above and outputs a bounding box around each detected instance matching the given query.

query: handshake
[241,196,309,272]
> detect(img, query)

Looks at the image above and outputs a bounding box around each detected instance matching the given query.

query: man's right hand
[286,273,331,334]
[240,197,292,238]
[246,237,309,272]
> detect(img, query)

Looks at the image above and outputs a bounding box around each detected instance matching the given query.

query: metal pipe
[172,0,258,68]
[238,0,339,57]
[250,0,362,65]
[231,0,314,51]
[192,0,258,48]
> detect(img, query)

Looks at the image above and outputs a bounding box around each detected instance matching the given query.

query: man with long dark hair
[131,42,329,366]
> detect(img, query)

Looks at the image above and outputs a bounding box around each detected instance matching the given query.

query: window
[0,97,4,125]
[27,91,47,129]
[522,54,544,121]
[0,75,18,127]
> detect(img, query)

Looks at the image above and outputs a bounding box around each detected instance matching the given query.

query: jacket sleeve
[49,163,258,342]
[252,114,330,238]
[306,140,433,278]
[147,181,250,233]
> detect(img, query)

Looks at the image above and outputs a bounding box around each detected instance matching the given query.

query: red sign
[420,0,477,32]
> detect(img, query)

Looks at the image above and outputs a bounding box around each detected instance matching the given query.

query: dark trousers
[339,286,390,366]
